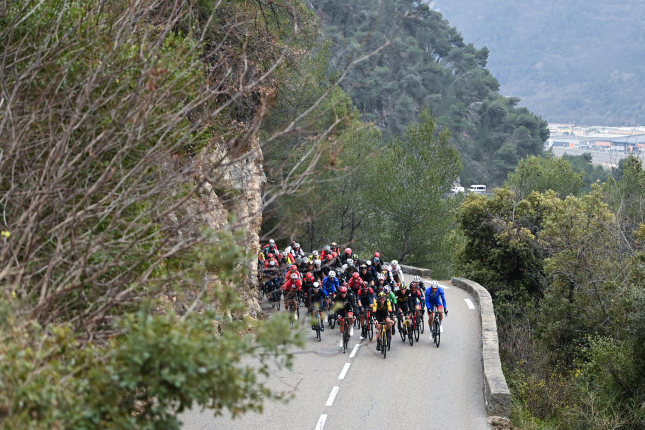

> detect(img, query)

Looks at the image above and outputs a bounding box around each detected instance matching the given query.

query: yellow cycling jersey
[374,300,392,313]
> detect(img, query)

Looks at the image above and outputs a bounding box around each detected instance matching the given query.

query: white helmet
[366,260,372,266]
[314,260,321,266]
[329,271,336,278]
[413,275,421,283]
[295,242,300,249]
[347,258,354,265]
[377,273,385,280]
[312,250,319,256]
[313,282,320,288]
[324,245,331,251]
[391,260,398,267]
[290,273,298,279]
[384,286,391,293]
[431,280,439,288]
[269,239,275,244]
[269,260,276,266]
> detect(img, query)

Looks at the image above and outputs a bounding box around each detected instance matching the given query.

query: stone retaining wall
[399,264,431,277]
[451,277,511,417]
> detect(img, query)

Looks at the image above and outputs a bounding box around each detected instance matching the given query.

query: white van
[468,185,487,194]
[450,186,465,194]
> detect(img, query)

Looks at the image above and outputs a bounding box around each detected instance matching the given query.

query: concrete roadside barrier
[451,277,511,417]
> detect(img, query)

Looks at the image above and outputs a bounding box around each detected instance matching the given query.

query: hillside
[310,0,549,185]
[434,0,645,126]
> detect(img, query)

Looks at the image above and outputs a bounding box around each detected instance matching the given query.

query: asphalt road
[179,275,490,430]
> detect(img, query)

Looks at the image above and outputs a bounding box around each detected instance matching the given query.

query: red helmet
[277,253,283,258]
[326,254,334,261]
[352,272,360,279]
[332,251,338,258]
[291,265,297,271]
[267,253,274,259]
[374,252,381,258]
[339,286,348,293]
[305,272,314,281]
[345,248,352,255]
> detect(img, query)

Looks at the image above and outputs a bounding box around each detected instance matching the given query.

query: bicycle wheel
[399,319,406,342]
[368,318,374,341]
[381,329,387,359]
[434,319,441,347]
[420,314,425,333]
[343,326,350,353]
[387,326,392,351]
[414,318,420,342]
[330,314,336,330]
[408,325,414,346]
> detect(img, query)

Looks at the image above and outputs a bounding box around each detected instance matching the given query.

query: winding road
[180,274,490,430]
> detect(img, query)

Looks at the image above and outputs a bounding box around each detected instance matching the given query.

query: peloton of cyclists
[261,240,449,350]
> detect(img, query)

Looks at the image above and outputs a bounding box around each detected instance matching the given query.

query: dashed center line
[464,298,475,309]
[315,414,327,429]
[338,363,351,380]
[325,386,339,406]
[349,343,361,358]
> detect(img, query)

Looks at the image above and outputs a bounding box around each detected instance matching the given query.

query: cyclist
[356,281,375,339]
[308,282,327,331]
[359,263,374,287]
[388,260,404,287]
[302,272,316,304]
[333,286,357,347]
[322,270,339,313]
[261,239,279,257]
[394,282,417,333]
[342,259,357,283]
[312,259,324,282]
[409,276,426,312]
[365,260,378,280]
[373,292,393,351]
[425,280,448,339]
[340,247,356,265]
[283,272,302,319]
[348,271,363,296]
[320,245,333,261]
[285,264,301,281]
[372,252,384,272]
[321,254,335,277]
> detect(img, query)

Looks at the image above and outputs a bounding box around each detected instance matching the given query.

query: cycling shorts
[430,305,444,313]
[358,295,373,308]
[398,301,410,314]
[374,310,389,323]
[336,307,354,319]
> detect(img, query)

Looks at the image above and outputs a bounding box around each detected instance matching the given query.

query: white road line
[464,298,475,309]
[325,386,339,406]
[349,343,361,358]
[338,363,351,380]
[315,414,327,430]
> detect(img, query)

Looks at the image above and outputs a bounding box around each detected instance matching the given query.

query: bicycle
[376,319,392,359]
[268,285,282,310]
[327,300,337,329]
[287,299,299,329]
[409,309,423,342]
[360,308,374,341]
[399,311,414,346]
[430,305,442,347]
[337,315,353,353]
[310,306,324,342]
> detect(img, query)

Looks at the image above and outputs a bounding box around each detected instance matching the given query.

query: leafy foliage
[311,0,549,185]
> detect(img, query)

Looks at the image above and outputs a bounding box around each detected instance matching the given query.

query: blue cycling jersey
[425,286,447,309]
[322,276,339,294]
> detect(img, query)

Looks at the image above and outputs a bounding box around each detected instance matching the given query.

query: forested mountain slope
[435,0,645,126]
[310,0,549,185]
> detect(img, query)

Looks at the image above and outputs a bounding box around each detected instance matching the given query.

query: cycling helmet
[413,275,421,283]
[290,273,298,279]
[360,264,367,270]
[267,253,274,259]
[377,292,386,299]
[291,265,297,271]
[345,248,352,255]
[329,271,336,278]
[352,272,360,279]
[305,272,314,281]
[326,254,334,261]
[269,260,276,266]
[374,252,381,258]
[294,242,300,249]
[431,280,439,289]
[295,257,303,264]
[400,282,407,290]
[366,260,372,266]
[347,258,354,266]
[384,286,391,293]
[313,282,320,289]
[391,260,398,267]
[312,250,319,256]
[373,257,381,264]
[324,245,331,252]
[314,260,321,266]
[269,239,275,244]
[377,273,385,280]
[339,286,348,293]
[276,253,283,259]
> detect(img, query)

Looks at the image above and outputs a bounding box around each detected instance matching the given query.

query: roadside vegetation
[455,154,645,429]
